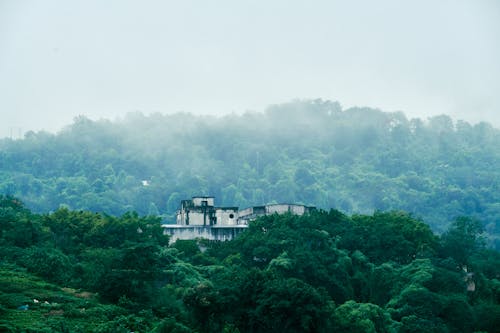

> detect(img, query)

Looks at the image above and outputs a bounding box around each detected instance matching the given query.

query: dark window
[229,213,234,219]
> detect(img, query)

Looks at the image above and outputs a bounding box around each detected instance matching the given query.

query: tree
[253,277,332,332]
[440,216,485,266]
[333,300,398,333]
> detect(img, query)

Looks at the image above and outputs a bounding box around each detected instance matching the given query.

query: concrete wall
[215,208,239,226]
[238,204,312,224]
[239,207,253,218]
[192,197,214,207]
[163,225,248,242]
[177,208,216,226]
[266,204,306,215]
[185,211,208,226]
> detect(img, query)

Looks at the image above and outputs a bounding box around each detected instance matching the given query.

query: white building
[175,196,241,226]
[163,196,316,242]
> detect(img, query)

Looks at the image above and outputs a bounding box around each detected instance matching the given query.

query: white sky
[1,0,499,138]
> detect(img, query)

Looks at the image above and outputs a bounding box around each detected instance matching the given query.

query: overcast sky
[1,0,499,138]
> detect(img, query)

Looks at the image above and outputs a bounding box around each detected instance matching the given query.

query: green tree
[333,300,398,333]
[440,216,485,266]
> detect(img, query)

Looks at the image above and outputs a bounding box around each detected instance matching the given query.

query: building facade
[163,196,315,242]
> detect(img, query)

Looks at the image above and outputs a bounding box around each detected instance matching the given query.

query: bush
[21,247,73,285]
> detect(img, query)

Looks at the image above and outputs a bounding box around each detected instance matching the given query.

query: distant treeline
[0,100,499,247]
[0,196,499,332]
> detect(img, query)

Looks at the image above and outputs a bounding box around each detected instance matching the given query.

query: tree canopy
[1,101,499,247]
[1,196,498,332]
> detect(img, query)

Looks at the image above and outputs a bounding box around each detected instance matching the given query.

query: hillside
[1,100,499,247]
[1,196,499,332]
[0,264,134,332]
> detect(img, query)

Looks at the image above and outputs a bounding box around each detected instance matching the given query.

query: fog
[1,0,499,138]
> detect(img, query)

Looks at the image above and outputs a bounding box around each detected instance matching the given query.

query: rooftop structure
[176,196,239,226]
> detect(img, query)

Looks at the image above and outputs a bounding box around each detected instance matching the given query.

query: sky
[1,0,499,138]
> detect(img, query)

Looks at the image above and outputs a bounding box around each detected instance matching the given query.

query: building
[176,196,240,226]
[162,196,315,242]
[238,204,316,224]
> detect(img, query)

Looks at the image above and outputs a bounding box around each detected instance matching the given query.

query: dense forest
[1,195,499,332]
[1,100,499,248]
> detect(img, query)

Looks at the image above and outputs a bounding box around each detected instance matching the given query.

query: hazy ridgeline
[0,100,499,247]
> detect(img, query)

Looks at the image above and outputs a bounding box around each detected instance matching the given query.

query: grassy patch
[0,263,124,332]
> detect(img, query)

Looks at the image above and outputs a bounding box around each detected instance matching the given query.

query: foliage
[1,197,499,331]
[2,100,500,330]
[1,100,500,247]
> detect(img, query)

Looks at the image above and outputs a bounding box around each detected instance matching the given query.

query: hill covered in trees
[1,100,499,247]
[1,196,499,332]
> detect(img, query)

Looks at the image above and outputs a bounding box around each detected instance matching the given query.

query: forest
[1,100,500,331]
[0,195,499,332]
[0,100,499,249]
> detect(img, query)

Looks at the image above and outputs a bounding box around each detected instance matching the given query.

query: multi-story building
[163,196,315,242]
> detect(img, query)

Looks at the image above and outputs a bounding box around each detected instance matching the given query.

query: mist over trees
[0,100,499,247]
[1,100,500,331]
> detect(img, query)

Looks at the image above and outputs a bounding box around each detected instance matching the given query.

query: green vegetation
[1,100,499,249]
[0,265,130,332]
[1,100,499,330]
[1,195,499,332]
